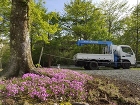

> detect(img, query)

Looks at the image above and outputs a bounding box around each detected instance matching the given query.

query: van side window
[121,47,133,55]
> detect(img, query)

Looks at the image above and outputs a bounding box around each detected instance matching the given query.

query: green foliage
[1,44,10,68]
[119,3,140,60]
[0,0,11,38]
[0,1,11,69]
[98,0,129,37]
[30,1,59,45]
[32,35,76,67]
[0,0,138,66]
[60,102,72,105]
[44,0,113,66]
[28,1,60,66]
[0,16,3,21]
[35,63,42,68]
[0,84,5,90]
[64,0,109,40]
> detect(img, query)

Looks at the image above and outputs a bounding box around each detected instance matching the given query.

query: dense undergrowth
[0,68,140,105]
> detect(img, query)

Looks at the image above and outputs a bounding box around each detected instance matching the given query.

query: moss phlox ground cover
[0,68,93,102]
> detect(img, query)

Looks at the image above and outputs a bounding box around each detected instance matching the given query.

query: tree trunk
[0,0,35,78]
[47,54,52,68]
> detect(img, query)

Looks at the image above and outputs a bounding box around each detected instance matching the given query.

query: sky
[45,0,138,13]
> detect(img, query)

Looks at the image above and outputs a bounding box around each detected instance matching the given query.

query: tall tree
[120,3,140,60]
[64,0,109,40]
[31,11,60,67]
[30,1,59,46]
[0,0,35,78]
[99,0,129,37]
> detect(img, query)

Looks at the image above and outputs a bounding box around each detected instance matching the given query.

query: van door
[120,46,136,65]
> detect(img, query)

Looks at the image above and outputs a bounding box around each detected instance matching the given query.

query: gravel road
[76,69,140,86]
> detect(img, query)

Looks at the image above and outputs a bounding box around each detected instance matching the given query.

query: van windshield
[121,47,133,55]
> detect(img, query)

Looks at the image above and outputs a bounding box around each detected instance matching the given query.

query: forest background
[0,0,140,68]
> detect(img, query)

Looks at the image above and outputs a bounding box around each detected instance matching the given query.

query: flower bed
[0,68,93,103]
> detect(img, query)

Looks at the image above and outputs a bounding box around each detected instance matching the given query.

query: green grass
[130,67,140,70]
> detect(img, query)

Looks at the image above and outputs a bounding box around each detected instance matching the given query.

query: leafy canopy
[30,0,59,44]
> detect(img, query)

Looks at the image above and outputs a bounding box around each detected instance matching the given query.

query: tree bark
[47,54,52,68]
[0,0,35,78]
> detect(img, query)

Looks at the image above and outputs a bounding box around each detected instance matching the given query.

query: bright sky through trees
[45,0,138,13]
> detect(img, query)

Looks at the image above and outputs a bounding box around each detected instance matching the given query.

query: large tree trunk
[0,0,35,78]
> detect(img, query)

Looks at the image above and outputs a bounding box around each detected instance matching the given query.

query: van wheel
[89,61,98,70]
[122,61,130,69]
